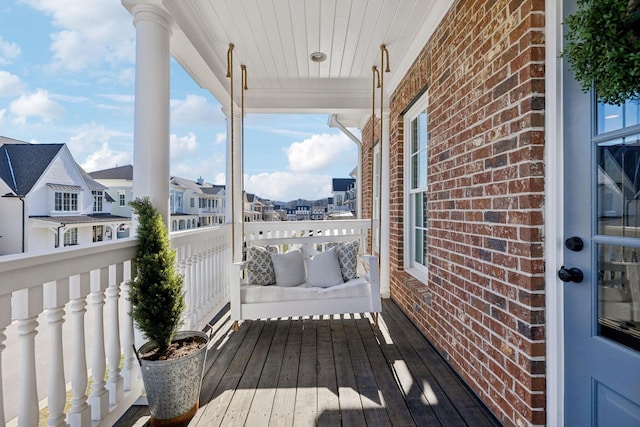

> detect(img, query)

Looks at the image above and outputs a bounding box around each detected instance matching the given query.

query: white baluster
[13,286,43,427]
[67,273,91,427]
[106,264,124,404]
[0,294,12,427]
[89,268,109,420]
[184,253,195,329]
[120,261,136,391]
[207,247,215,312]
[43,280,69,427]
[176,248,190,329]
[196,252,205,323]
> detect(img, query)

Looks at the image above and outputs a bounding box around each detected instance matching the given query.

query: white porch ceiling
[126,0,454,118]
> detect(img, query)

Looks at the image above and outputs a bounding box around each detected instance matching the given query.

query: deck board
[115,300,501,427]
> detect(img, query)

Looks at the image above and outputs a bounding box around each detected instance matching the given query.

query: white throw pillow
[271,250,306,287]
[300,243,319,259]
[305,247,344,288]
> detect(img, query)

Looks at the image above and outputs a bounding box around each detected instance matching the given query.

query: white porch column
[130,3,172,226]
[224,106,243,262]
[380,113,391,297]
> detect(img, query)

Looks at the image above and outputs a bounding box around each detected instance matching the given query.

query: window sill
[405,266,429,285]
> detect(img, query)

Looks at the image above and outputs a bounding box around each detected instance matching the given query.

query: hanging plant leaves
[562,0,640,105]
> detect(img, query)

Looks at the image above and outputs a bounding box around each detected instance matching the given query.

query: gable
[0,143,64,195]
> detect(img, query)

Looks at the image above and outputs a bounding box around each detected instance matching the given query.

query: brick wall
[362,0,546,425]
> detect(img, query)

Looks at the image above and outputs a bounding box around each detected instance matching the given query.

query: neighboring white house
[0,137,131,255]
[90,167,227,231]
[87,164,133,238]
[331,178,356,213]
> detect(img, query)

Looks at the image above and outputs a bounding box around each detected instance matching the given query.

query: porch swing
[227,43,387,328]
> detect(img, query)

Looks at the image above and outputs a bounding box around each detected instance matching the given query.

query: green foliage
[128,197,185,353]
[562,0,640,105]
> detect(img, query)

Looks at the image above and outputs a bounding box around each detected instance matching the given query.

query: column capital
[127,1,172,34]
[221,105,242,120]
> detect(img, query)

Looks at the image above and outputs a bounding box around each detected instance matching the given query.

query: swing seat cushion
[241,277,371,303]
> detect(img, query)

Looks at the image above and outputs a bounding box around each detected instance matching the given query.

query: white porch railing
[244,218,371,249]
[0,220,365,425]
[0,224,232,426]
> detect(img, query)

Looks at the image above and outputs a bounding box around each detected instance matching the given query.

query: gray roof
[88,165,133,180]
[0,142,64,196]
[201,185,225,195]
[30,214,131,224]
[171,176,206,192]
[82,173,108,191]
[332,178,355,192]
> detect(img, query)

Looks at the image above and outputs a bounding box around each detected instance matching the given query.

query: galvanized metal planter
[138,330,209,426]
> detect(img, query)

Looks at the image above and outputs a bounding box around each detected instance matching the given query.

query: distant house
[311,207,325,220]
[331,178,356,212]
[199,184,226,226]
[0,137,130,255]
[90,167,227,231]
[88,165,133,234]
[295,205,311,221]
[261,199,281,222]
[285,208,296,221]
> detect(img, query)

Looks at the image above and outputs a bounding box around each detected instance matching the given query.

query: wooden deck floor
[116,299,501,427]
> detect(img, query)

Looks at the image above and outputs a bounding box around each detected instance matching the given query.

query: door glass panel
[597,134,640,236]
[597,100,640,134]
[597,244,640,352]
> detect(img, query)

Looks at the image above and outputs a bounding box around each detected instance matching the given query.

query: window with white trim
[92,190,103,212]
[119,193,126,207]
[404,93,429,272]
[55,192,78,212]
[64,228,78,246]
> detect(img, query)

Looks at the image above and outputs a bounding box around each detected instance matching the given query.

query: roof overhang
[123,0,455,117]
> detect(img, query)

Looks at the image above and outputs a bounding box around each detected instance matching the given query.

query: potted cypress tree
[562,0,640,105]
[128,197,208,426]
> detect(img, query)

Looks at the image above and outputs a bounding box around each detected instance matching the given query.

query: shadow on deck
[115,299,501,426]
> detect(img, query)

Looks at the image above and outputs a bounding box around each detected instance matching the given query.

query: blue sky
[0,0,359,202]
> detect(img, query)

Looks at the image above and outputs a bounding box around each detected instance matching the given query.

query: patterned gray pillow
[247,245,278,285]
[336,240,360,281]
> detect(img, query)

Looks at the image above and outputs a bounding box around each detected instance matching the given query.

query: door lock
[558,266,584,283]
[565,236,584,252]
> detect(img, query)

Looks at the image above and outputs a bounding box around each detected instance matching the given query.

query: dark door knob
[558,266,584,283]
[565,237,584,252]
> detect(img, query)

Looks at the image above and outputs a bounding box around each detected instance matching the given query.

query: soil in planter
[140,335,207,361]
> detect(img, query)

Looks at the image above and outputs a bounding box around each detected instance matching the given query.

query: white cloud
[0,71,25,97]
[215,132,226,145]
[171,152,225,182]
[169,132,226,182]
[170,132,198,159]
[66,122,118,157]
[50,93,90,104]
[22,0,134,72]
[170,95,222,126]
[245,172,332,201]
[214,172,226,185]
[285,133,353,173]
[100,94,134,103]
[81,142,131,172]
[0,36,21,64]
[9,89,64,125]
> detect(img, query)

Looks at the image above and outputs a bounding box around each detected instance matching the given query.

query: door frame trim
[545,0,565,425]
